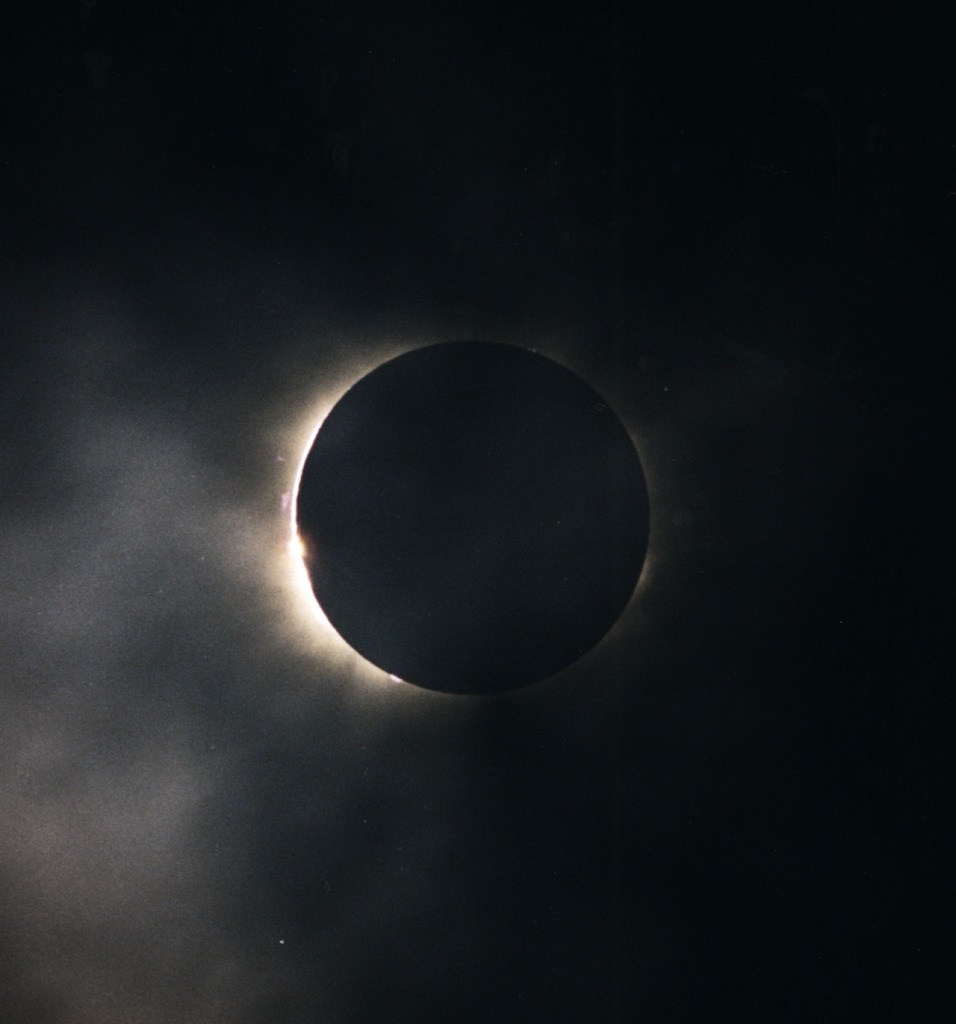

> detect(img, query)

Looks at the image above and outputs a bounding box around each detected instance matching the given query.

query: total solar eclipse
[295,342,649,694]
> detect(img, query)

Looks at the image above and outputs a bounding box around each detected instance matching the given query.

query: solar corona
[291,341,650,695]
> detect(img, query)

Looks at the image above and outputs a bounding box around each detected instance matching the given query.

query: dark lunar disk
[296,342,649,694]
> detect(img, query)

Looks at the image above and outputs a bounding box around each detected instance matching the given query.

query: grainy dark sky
[0,1,952,1021]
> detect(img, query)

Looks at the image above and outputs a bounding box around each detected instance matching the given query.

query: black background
[0,2,952,1021]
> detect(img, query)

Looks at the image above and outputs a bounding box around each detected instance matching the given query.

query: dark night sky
[0,2,952,1021]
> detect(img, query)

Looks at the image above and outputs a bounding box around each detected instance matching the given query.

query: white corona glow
[269,332,661,693]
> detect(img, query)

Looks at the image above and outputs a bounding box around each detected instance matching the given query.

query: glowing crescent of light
[277,343,417,688]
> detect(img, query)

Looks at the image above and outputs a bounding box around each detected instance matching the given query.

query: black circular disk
[296,342,649,694]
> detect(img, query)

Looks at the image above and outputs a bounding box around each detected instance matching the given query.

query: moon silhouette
[295,342,649,694]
